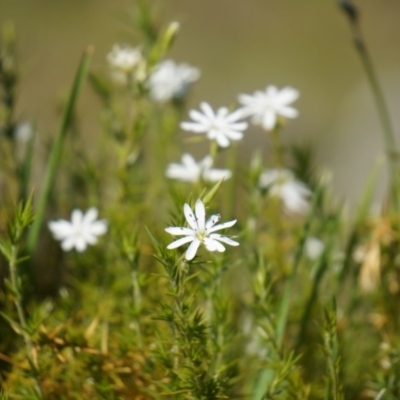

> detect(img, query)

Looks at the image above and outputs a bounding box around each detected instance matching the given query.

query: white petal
[61,237,77,252]
[89,221,108,236]
[199,155,213,170]
[262,110,277,130]
[217,107,229,118]
[278,105,299,119]
[223,129,243,141]
[209,233,239,247]
[208,219,237,233]
[181,153,197,167]
[203,237,219,251]
[225,108,247,122]
[165,227,195,236]
[83,208,98,225]
[184,203,198,230]
[200,102,215,119]
[266,85,278,97]
[71,209,83,227]
[167,235,195,249]
[195,200,206,232]
[226,122,248,131]
[166,164,199,182]
[205,214,221,230]
[202,168,232,182]
[185,239,201,260]
[85,233,99,245]
[277,87,299,104]
[214,133,230,148]
[180,121,206,133]
[189,109,209,124]
[75,237,87,252]
[204,238,225,252]
[48,220,73,239]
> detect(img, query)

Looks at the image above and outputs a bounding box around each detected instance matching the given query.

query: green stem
[27,47,93,253]
[270,126,284,168]
[345,12,399,208]
[275,184,323,347]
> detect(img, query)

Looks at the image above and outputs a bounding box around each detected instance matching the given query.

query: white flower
[48,208,107,252]
[259,168,311,215]
[107,44,143,73]
[15,122,34,142]
[238,85,299,131]
[305,237,324,260]
[149,59,200,102]
[180,102,248,148]
[165,199,239,260]
[166,153,232,183]
[107,44,144,84]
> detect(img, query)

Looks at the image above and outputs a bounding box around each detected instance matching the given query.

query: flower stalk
[339,0,400,209]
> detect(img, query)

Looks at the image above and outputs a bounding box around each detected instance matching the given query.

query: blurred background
[1,0,400,203]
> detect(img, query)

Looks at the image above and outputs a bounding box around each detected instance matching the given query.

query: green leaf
[27,46,93,253]
[202,178,225,207]
[0,311,22,334]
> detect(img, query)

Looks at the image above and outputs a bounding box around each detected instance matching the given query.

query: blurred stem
[295,223,338,351]
[19,132,35,203]
[341,5,399,208]
[275,184,323,347]
[270,126,284,168]
[27,47,93,253]
[131,270,143,345]
[210,140,218,161]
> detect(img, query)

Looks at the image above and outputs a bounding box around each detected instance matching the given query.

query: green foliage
[1,1,400,399]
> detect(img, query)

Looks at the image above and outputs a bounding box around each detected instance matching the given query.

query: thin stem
[275,184,322,347]
[341,4,399,207]
[269,126,284,168]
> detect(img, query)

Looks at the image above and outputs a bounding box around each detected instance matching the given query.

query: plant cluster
[1,1,400,399]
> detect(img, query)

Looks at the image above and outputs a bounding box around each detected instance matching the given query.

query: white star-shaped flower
[238,85,299,131]
[259,168,311,215]
[166,153,232,183]
[165,199,239,260]
[48,208,107,252]
[149,59,200,102]
[180,102,248,148]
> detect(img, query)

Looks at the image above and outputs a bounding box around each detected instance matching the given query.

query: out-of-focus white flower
[48,208,107,252]
[149,59,200,102]
[107,44,144,84]
[238,85,299,131]
[107,44,142,72]
[180,102,248,148]
[259,168,311,215]
[15,122,34,142]
[166,153,232,183]
[305,237,325,260]
[165,199,239,260]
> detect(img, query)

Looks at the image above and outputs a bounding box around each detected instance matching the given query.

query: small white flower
[107,44,143,73]
[107,44,144,84]
[259,168,311,215]
[149,59,200,102]
[305,237,325,260]
[180,102,248,148]
[166,153,232,183]
[165,199,239,260]
[238,85,299,131]
[48,208,107,252]
[15,122,34,142]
